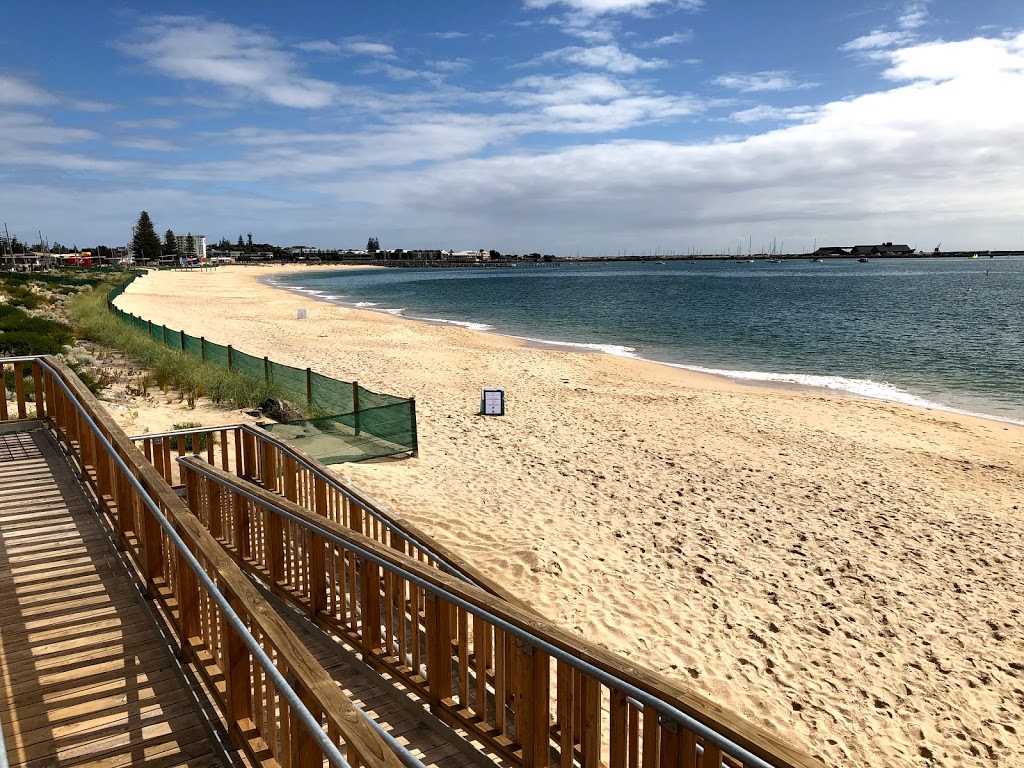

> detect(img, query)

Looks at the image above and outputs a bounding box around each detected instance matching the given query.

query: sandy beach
[112,265,1024,768]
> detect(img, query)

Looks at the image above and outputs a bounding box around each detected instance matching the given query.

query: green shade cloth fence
[107,274,417,461]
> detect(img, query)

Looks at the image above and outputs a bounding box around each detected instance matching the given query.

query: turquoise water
[271,258,1024,424]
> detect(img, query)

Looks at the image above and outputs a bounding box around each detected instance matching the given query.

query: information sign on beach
[297,308,307,320]
[481,387,505,416]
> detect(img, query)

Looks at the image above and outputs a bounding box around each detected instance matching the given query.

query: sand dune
[113,265,1024,768]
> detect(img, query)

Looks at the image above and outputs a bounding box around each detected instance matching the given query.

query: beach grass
[66,281,286,410]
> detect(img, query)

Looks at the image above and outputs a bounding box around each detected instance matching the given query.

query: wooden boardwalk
[0,426,234,768]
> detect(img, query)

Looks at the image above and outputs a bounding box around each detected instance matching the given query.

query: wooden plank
[642,705,660,768]
[15,363,27,418]
[0,363,8,421]
[610,690,629,768]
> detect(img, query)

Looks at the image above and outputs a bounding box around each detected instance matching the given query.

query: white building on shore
[174,233,207,259]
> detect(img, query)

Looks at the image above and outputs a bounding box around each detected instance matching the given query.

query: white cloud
[0,74,57,106]
[714,71,816,93]
[541,44,666,73]
[342,39,397,58]
[119,16,338,108]
[523,0,699,14]
[115,137,182,152]
[641,31,693,47]
[427,58,472,73]
[883,35,1024,81]
[899,2,929,30]
[295,40,342,54]
[728,105,818,124]
[432,31,470,39]
[116,118,181,130]
[841,30,914,52]
[304,33,1024,252]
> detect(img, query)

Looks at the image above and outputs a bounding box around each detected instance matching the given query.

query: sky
[2,1,1023,255]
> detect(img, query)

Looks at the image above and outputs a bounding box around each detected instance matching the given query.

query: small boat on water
[858,257,869,263]
[811,258,824,263]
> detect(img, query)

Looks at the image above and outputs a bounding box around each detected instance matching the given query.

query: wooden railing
[179,456,826,768]
[1,356,408,768]
[134,423,533,612]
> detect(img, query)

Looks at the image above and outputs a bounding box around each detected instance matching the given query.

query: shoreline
[262,265,1024,430]
[111,264,1024,767]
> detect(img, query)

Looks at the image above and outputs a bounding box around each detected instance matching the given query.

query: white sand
[113,265,1024,768]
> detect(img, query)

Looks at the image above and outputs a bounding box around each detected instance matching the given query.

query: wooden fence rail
[1,356,407,768]
[179,456,825,768]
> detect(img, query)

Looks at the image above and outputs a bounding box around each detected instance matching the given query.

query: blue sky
[2,1,1023,254]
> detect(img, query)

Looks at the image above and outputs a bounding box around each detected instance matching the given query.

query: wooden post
[180,329,186,351]
[222,589,253,728]
[360,556,383,662]
[308,482,329,618]
[581,676,601,768]
[163,326,169,347]
[227,345,234,370]
[14,365,27,419]
[519,643,551,768]
[268,504,284,585]
[558,662,575,768]
[352,381,361,435]
[31,362,44,419]
[264,356,270,384]
[306,368,313,410]
[610,690,628,768]
[288,679,321,768]
[0,364,8,421]
[201,336,206,361]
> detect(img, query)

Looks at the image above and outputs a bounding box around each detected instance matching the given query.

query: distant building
[851,243,913,256]
[174,234,207,259]
[813,247,849,256]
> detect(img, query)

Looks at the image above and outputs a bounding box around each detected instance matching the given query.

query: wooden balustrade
[11,356,405,768]
[133,419,535,614]
[237,424,537,613]
[180,456,825,768]
[134,425,244,488]
[0,358,41,423]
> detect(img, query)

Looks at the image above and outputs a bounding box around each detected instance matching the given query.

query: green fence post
[306,368,312,410]
[410,399,418,457]
[264,357,270,384]
[352,381,361,435]
[201,337,206,362]
[180,330,185,351]
[227,345,233,369]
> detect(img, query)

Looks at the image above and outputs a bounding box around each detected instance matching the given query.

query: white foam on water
[658,362,1024,426]
[354,301,379,307]
[415,316,495,331]
[511,335,639,358]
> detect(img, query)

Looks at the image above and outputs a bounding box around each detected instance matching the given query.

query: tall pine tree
[163,228,177,256]
[132,211,163,261]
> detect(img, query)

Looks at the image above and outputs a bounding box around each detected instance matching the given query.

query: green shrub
[171,421,217,452]
[66,282,286,410]
[0,305,73,355]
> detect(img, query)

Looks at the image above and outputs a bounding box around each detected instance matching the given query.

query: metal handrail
[180,456,779,768]
[27,357,352,768]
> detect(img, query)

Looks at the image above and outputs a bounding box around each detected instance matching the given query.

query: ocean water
[270,258,1024,424]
